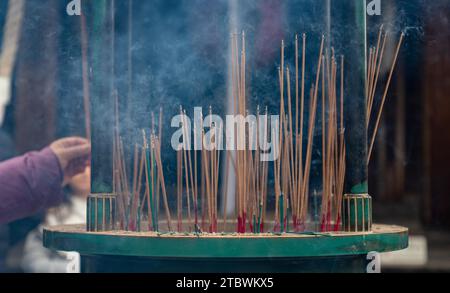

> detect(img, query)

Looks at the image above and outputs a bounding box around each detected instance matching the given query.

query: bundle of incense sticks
[112,99,168,232]
[111,33,341,234]
[230,32,248,233]
[179,107,196,232]
[113,92,128,230]
[113,136,129,230]
[108,28,403,235]
[274,34,327,233]
[318,52,346,232]
[366,26,405,164]
[227,33,270,234]
[137,129,173,232]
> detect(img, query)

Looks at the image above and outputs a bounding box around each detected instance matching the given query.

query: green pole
[89,0,115,194]
[331,0,367,194]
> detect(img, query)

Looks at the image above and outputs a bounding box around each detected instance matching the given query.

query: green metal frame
[44,224,408,259]
[342,194,372,232]
[87,194,116,232]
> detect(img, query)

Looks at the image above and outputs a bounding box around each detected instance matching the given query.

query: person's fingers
[68,165,89,178]
[64,159,90,178]
[58,137,89,148]
[61,143,91,161]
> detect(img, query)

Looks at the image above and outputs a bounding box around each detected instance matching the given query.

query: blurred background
[0,0,449,273]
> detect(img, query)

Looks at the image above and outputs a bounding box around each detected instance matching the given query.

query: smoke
[10,0,440,194]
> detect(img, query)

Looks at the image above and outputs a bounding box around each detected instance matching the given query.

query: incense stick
[153,136,172,231]
[80,13,91,140]
[367,32,387,125]
[296,34,306,227]
[177,145,182,231]
[142,131,154,231]
[322,55,327,230]
[180,108,192,229]
[368,33,404,164]
[301,36,324,224]
[129,144,139,230]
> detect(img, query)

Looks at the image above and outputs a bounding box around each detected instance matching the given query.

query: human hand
[69,167,91,198]
[50,137,91,186]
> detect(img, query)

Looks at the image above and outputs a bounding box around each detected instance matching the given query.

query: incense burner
[44,0,409,273]
[44,223,407,273]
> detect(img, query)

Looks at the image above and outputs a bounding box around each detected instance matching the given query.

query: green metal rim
[43,224,408,259]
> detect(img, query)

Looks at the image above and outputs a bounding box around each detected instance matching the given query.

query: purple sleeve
[0,147,64,224]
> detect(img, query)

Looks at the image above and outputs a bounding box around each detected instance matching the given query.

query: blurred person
[21,168,90,273]
[0,137,90,225]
